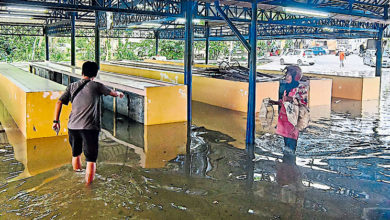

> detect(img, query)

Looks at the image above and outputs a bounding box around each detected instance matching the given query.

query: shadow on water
[0,77,389,219]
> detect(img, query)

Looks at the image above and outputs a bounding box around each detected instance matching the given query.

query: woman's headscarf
[279,65,302,99]
[283,65,302,93]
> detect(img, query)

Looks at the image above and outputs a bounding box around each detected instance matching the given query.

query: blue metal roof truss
[0,0,388,39]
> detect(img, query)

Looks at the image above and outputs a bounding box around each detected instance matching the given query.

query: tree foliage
[209,41,229,60]
[0,35,234,63]
[159,40,184,60]
[0,36,45,62]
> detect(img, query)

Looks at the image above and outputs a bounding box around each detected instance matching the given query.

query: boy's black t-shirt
[59,79,111,130]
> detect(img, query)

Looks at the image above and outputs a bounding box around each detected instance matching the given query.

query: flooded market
[0,0,390,219]
[0,71,388,218]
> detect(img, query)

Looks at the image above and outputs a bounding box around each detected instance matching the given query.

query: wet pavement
[260,54,390,77]
[0,75,390,219]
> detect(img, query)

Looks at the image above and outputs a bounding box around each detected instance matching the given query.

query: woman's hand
[282,91,293,102]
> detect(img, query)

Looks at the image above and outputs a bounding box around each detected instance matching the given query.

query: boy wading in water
[53,61,124,185]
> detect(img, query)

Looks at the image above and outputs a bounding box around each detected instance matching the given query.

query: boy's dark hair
[82,61,99,77]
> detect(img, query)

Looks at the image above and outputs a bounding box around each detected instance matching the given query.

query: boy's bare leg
[85,162,96,185]
[72,156,82,171]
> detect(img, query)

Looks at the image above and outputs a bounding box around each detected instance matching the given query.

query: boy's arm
[99,83,124,98]
[53,100,63,135]
[109,90,124,98]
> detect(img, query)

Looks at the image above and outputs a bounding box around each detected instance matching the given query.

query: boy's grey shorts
[68,129,100,162]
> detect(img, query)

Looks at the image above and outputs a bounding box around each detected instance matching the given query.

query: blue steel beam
[46,20,71,36]
[246,1,257,145]
[0,24,44,36]
[205,22,210,64]
[205,32,377,40]
[196,1,389,23]
[95,11,101,68]
[155,31,159,55]
[184,0,194,122]
[196,1,252,22]
[376,27,384,77]
[156,23,380,40]
[112,14,176,28]
[0,0,182,17]
[71,12,76,66]
[49,27,378,39]
[214,1,251,52]
[257,0,389,20]
[257,18,383,32]
[44,29,49,61]
[50,21,381,39]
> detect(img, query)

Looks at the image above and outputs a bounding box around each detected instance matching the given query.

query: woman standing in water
[269,65,308,153]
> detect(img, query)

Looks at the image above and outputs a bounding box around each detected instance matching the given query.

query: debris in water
[204,61,276,82]
[248,209,254,214]
[213,201,219,204]
[171,203,187,211]
[236,175,247,180]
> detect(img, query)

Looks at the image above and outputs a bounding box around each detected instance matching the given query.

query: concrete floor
[259,54,390,76]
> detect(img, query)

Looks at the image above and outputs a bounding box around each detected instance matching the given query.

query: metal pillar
[155,31,159,56]
[247,24,251,68]
[45,32,49,61]
[215,1,250,51]
[184,0,194,122]
[375,27,384,77]
[71,12,76,66]
[245,1,257,144]
[205,22,210,64]
[95,11,100,68]
[184,0,194,175]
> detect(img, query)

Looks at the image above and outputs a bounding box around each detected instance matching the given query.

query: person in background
[339,50,346,67]
[269,65,308,153]
[53,61,124,185]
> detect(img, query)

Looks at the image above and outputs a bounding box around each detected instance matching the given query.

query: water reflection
[0,101,71,181]
[100,109,187,168]
[331,98,379,118]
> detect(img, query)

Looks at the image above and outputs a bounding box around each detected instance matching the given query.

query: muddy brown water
[0,74,389,219]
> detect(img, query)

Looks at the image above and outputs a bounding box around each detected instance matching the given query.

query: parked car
[310,46,326,55]
[280,49,315,66]
[363,49,390,67]
[336,50,350,56]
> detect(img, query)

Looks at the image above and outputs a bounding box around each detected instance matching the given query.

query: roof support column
[155,31,159,56]
[184,0,194,173]
[184,0,194,122]
[375,27,384,77]
[247,24,252,68]
[45,30,49,61]
[71,12,76,66]
[246,1,257,145]
[205,22,210,64]
[95,11,100,69]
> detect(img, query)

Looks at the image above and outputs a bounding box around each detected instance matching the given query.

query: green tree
[194,41,205,59]
[209,41,229,60]
[284,40,294,50]
[76,37,95,61]
[159,40,184,60]
[50,37,71,62]
[115,39,141,60]
[0,36,45,62]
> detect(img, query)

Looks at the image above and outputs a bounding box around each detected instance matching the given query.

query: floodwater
[0,77,390,219]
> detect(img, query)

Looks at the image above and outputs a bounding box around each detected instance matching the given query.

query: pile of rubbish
[203,61,278,82]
